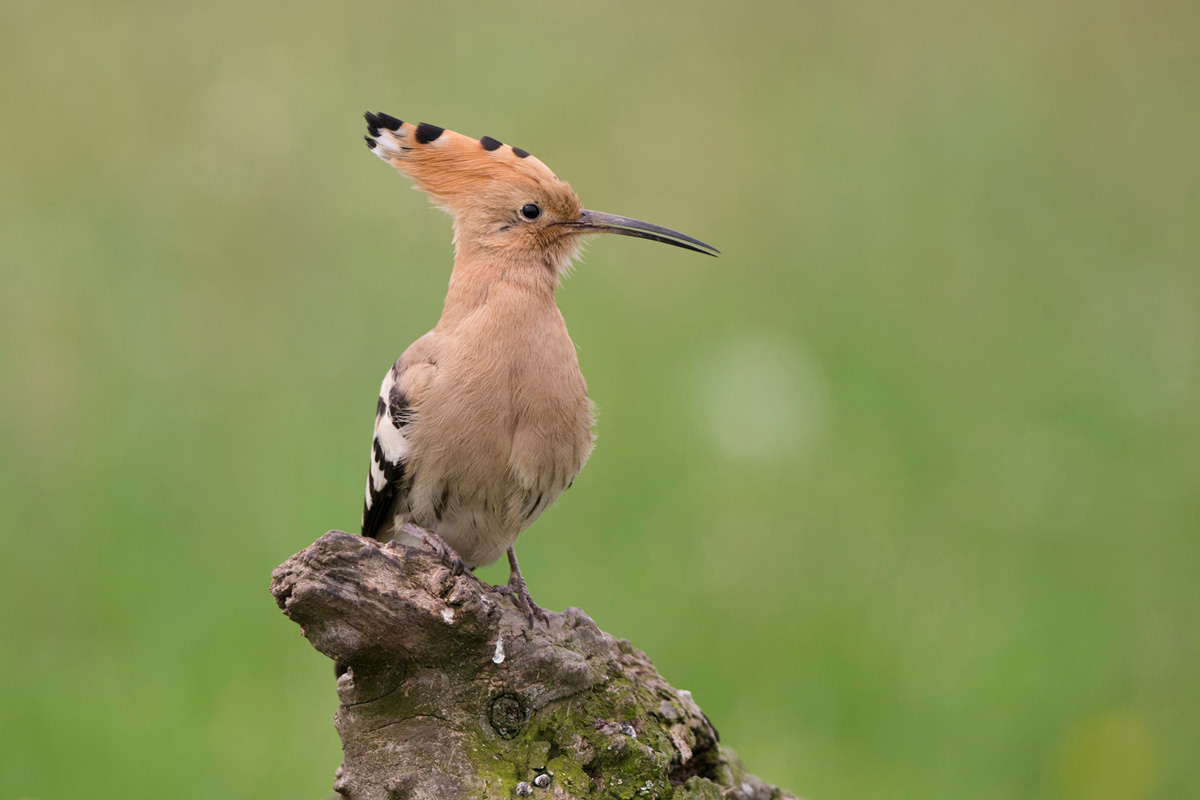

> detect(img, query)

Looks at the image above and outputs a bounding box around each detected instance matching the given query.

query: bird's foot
[494,573,550,628]
[398,523,466,576]
[494,546,550,627]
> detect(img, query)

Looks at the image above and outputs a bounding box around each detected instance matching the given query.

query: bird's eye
[520,203,541,220]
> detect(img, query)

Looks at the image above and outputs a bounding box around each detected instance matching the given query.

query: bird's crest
[362,111,718,259]
[364,112,566,215]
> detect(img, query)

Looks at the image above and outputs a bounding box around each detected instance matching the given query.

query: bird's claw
[399,523,466,576]
[495,575,550,627]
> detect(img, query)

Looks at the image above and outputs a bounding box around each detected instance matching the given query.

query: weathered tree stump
[271,530,800,800]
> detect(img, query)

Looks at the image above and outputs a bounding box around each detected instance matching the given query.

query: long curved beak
[558,209,719,256]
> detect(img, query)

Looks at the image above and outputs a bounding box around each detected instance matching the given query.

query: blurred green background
[2,1,1197,798]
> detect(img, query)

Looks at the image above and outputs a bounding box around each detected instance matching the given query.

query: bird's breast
[405,290,594,540]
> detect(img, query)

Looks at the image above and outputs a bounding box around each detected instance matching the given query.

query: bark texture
[271,530,800,800]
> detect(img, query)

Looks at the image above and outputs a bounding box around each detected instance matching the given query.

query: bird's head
[364,113,717,275]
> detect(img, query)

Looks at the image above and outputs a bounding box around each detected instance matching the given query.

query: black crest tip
[364,135,377,149]
[480,136,503,151]
[512,146,530,159]
[414,122,445,144]
[376,112,403,131]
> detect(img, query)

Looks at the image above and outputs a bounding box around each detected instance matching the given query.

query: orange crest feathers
[364,113,564,214]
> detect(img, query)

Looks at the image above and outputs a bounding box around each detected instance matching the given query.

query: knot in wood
[488,692,528,739]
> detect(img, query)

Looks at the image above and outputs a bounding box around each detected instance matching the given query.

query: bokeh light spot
[691,333,830,464]
[1058,711,1158,800]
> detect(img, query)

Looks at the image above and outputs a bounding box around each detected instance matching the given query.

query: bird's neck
[439,242,558,325]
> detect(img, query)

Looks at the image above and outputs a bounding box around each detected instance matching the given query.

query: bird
[359,112,718,624]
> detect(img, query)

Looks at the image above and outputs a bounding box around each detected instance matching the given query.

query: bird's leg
[494,546,550,627]
[398,522,466,576]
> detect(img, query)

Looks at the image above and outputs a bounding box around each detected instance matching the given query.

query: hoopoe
[360,112,717,624]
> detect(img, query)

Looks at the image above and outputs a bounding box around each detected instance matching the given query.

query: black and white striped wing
[361,366,413,539]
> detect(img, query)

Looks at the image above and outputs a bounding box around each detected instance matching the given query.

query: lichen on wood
[271,530,800,800]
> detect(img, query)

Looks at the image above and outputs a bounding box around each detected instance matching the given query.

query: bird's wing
[361,357,436,539]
